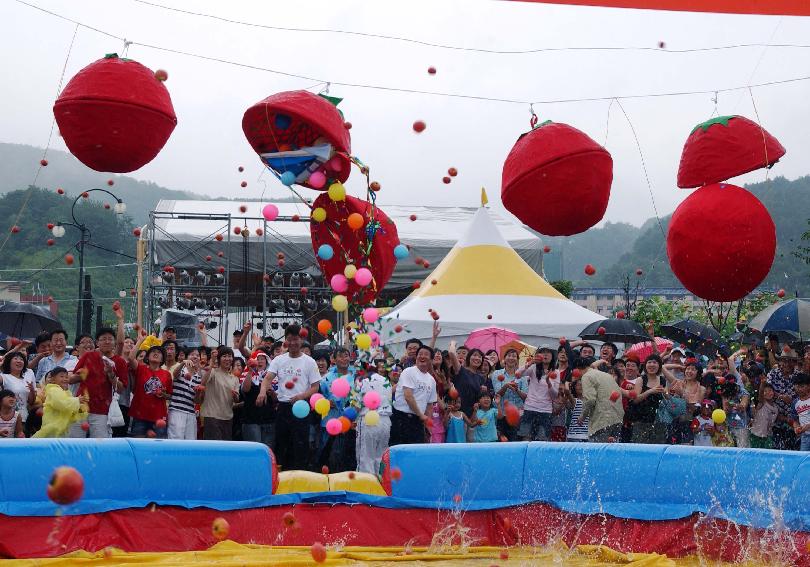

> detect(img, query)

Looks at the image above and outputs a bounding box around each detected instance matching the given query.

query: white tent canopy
[380,207,604,353]
[150,200,543,288]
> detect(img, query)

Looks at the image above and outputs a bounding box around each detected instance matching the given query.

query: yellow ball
[344,264,357,279]
[312,207,327,222]
[314,398,330,416]
[365,410,380,427]
[355,333,372,350]
[332,294,348,312]
[327,182,346,202]
[711,408,726,425]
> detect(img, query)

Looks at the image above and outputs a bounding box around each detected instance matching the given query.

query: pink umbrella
[465,327,520,354]
[624,337,673,361]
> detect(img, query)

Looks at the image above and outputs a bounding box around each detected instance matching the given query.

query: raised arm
[237,323,252,360]
[114,307,125,357]
[428,321,441,351]
[447,340,461,375]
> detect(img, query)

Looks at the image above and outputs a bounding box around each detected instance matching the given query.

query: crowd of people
[1,313,810,473]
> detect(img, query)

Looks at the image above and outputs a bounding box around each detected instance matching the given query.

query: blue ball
[343,407,358,421]
[280,171,296,186]
[292,399,310,419]
[274,114,292,130]
[317,244,334,260]
[393,243,409,260]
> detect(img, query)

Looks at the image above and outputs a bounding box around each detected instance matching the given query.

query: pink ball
[363,391,381,410]
[262,204,279,221]
[330,274,348,293]
[331,377,350,398]
[362,307,379,323]
[326,418,342,436]
[309,393,324,410]
[309,171,326,189]
[369,330,380,347]
[354,267,373,287]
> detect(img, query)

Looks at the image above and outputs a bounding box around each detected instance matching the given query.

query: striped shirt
[567,398,590,440]
[169,370,201,415]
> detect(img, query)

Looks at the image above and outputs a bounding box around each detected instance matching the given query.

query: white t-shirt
[1,370,35,422]
[268,352,320,402]
[356,373,393,417]
[393,366,437,415]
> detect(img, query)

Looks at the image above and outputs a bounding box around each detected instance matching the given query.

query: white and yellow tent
[381,207,604,352]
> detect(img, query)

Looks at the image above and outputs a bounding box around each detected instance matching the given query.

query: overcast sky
[2,0,809,227]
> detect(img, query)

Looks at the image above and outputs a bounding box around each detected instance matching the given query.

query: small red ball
[543,245,551,253]
[427,66,437,75]
[616,311,626,319]
[344,121,352,130]
[448,167,457,177]
[238,166,244,172]
[107,179,114,186]
[412,120,426,133]
[218,266,225,274]
[410,214,417,221]
[56,188,65,195]
[597,326,606,335]
[239,205,247,213]
[240,181,247,188]
[584,264,596,276]
[777,289,786,298]
[154,69,168,82]
[40,159,49,167]
[133,228,141,237]
[442,176,451,184]
[47,239,55,246]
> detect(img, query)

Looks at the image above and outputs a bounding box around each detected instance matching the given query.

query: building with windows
[571,287,703,317]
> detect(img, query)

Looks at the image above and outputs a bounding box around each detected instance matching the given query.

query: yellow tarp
[3,541,764,566]
[275,471,386,496]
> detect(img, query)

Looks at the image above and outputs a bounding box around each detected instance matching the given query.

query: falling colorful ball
[317,244,334,260]
[331,294,348,312]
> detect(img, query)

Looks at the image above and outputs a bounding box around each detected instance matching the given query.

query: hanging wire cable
[12,0,810,108]
[614,99,665,238]
[133,0,810,56]
[0,21,80,257]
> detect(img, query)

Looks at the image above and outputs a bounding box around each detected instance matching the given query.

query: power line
[133,0,810,56]
[12,0,810,108]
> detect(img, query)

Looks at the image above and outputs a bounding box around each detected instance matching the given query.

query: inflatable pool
[1,439,809,565]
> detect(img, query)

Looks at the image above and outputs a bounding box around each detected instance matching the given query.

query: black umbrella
[729,328,799,347]
[660,319,724,357]
[0,302,61,340]
[579,319,652,344]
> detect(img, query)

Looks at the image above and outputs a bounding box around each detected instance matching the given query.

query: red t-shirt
[129,363,173,422]
[75,351,129,415]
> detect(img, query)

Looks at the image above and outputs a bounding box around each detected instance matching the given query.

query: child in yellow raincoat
[33,366,89,438]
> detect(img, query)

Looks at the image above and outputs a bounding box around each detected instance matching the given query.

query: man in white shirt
[257,323,320,471]
[354,365,393,474]
[390,345,437,445]
[34,329,78,384]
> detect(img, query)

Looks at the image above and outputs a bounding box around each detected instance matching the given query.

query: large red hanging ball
[309,194,399,305]
[667,183,776,302]
[677,115,785,189]
[242,91,352,189]
[53,54,177,173]
[501,122,612,236]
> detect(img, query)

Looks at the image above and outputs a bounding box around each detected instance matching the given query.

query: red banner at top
[517,0,810,16]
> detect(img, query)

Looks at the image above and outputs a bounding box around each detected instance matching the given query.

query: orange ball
[347,213,364,230]
[317,319,332,335]
[339,416,351,433]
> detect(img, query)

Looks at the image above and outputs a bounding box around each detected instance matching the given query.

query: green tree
[550,280,574,298]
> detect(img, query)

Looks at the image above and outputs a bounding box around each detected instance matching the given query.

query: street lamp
[51,188,127,336]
